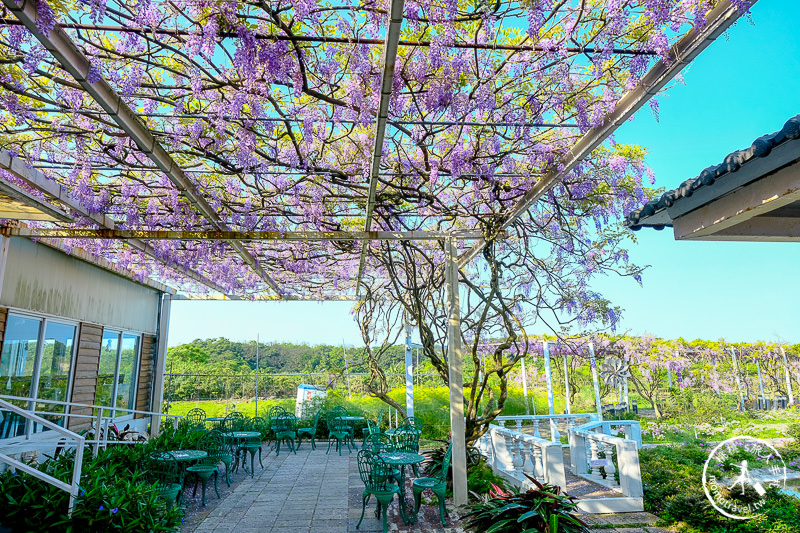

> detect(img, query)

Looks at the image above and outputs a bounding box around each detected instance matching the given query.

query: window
[0,313,76,436]
[97,330,141,417]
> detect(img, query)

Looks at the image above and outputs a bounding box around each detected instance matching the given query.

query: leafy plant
[463,475,588,533]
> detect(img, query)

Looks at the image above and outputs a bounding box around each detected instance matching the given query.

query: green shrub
[0,447,182,532]
[463,475,588,533]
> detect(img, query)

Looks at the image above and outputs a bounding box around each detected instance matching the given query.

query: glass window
[0,315,42,407]
[97,331,119,408]
[36,322,76,426]
[97,330,141,417]
[117,334,140,412]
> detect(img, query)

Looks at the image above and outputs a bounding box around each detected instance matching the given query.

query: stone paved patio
[185,444,670,533]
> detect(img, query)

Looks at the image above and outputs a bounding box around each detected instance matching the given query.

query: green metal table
[378,451,425,524]
[222,431,262,470]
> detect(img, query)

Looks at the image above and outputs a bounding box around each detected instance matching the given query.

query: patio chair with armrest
[273,415,297,456]
[413,444,451,526]
[364,433,401,484]
[206,429,234,487]
[297,409,322,450]
[148,452,183,506]
[392,429,422,476]
[331,405,354,443]
[185,437,220,506]
[326,414,351,455]
[356,450,404,533]
[361,408,385,447]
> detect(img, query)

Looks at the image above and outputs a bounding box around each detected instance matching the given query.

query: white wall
[1,237,159,334]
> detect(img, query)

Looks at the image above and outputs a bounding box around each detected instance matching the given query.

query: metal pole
[445,237,467,507]
[404,323,414,417]
[756,358,765,408]
[255,334,259,417]
[781,346,794,405]
[543,341,555,415]
[521,356,530,415]
[588,342,603,420]
[563,354,571,415]
[343,341,352,400]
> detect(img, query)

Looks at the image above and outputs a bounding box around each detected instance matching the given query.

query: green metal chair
[392,429,422,476]
[297,409,322,450]
[361,408,385,448]
[185,437,221,506]
[273,415,297,456]
[207,429,234,487]
[412,444,451,526]
[267,406,289,449]
[148,452,183,506]
[364,433,401,483]
[185,408,207,430]
[356,450,404,533]
[238,434,265,476]
[326,414,351,455]
[331,406,354,443]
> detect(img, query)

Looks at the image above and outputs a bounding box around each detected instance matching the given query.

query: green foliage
[639,441,800,533]
[463,475,589,533]
[0,445,183,532]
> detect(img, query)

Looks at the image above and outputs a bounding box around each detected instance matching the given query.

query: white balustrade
[568,426,643,501]
[481,424,566,489]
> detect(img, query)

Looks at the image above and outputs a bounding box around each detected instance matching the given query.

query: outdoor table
[378,451,425,524]
[155,449,208,488]
[222,431,262,469]
[204,417,226,429]
[339,415,365,446]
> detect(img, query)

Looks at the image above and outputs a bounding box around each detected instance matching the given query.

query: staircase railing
[0,394,182,457]
[494,413,600,442]
[0,398,84,516]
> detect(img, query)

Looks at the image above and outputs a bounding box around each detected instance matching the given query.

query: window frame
[1,310,79,436]
[99,328,142,420]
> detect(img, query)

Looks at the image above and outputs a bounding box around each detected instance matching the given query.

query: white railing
[576,419,642,449]
[568,423,643,512]
[0,395,181,457]
[0,398,84,516]
[494,413,600,443]
[475,424,566,489]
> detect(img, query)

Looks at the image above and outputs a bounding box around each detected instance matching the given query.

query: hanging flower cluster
[0,0,751,297]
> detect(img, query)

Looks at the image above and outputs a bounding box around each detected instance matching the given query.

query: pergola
[0,0,753,504]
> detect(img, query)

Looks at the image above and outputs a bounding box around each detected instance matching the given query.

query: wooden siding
[135,334,156,419]
[0,306,7,349]
[68,323,102,432]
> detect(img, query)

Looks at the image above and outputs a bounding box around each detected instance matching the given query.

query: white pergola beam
[355,0,405,292]
[0,227,484,241]
[0,150,239,298]
[673,160,800,240]
[457,0,756,268]
[2,0,281,297]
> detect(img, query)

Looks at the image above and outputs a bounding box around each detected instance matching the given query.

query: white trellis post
[780,346,794,405]
[445,237,467,507]
[756,359,766,408]
[405,321,414,418]
[521,356,530,415]
[588,342,603,420]
[543,341,555,415]
[731,348,744,411]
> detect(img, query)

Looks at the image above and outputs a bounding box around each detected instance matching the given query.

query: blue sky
[168,0,800,347]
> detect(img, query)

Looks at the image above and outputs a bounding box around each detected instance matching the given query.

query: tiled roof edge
[625,114,800,230]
